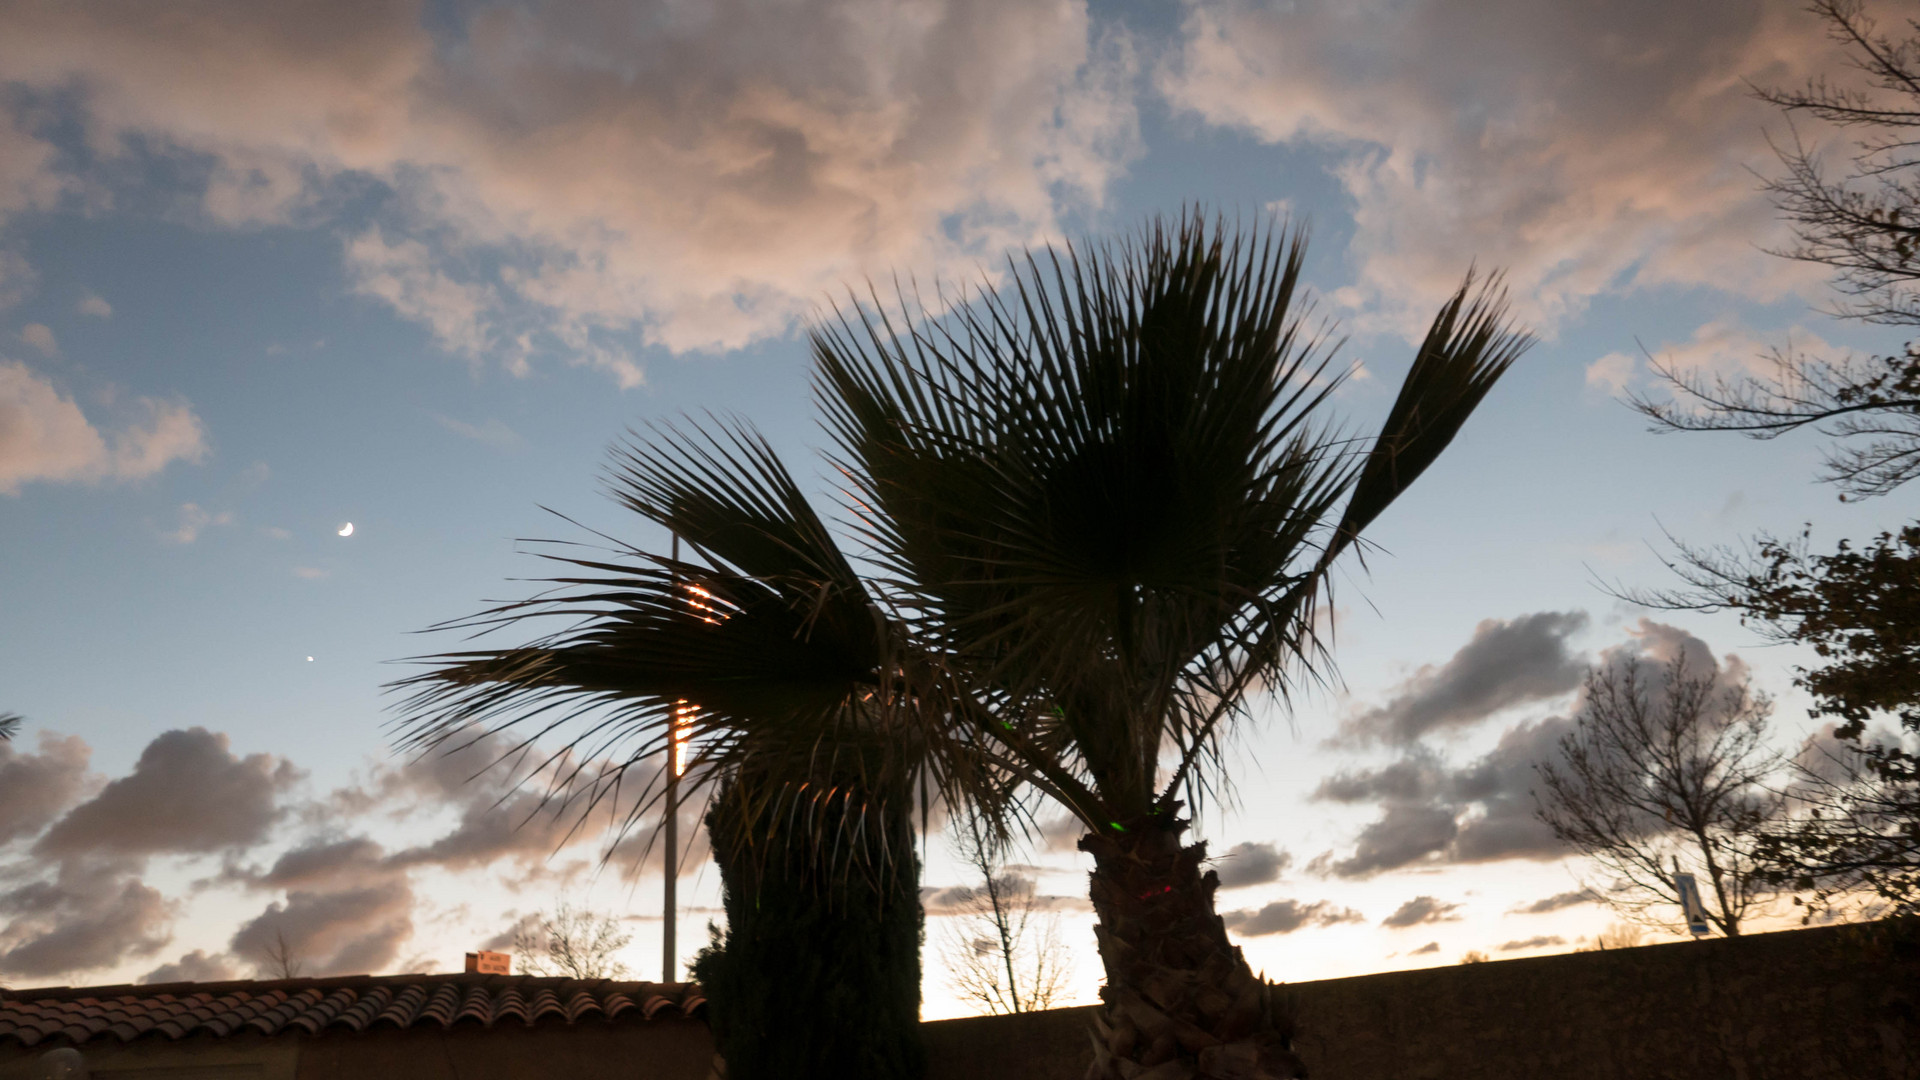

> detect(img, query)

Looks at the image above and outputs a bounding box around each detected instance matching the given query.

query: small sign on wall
[1674,873,1711,936]
[465,950,512,975]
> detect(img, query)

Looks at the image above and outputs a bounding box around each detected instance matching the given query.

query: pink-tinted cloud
[0,0,1140,367]
[0,362,210,495]
[1162,0,1846,337]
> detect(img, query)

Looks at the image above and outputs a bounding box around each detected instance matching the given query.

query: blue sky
[0,0,1910,1013]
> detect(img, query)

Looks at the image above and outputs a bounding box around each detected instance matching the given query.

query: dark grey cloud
[1316,621,1751,878]
[1498,935,1566,952]
[0,731,91,845]
[230,882,415,978]
[37,728,299,857]
[1318,714,1579,877]
[1329,803,1460,878]
[1380,895,1462,928]
[0,857,171,978]
[1336,612,1588,746]
[1222,899,1364,937]
[143,949,240,984]
[1509,889,1598,914]
[1212,842,1291,889]
[1410,941,1441,955]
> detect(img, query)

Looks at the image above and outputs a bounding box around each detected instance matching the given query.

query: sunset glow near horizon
[0,0,1908,1016]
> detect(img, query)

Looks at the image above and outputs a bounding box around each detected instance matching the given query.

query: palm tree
[396,211,1527,1080]
[0,713,20,742]
[814,213,1529,1078]
[391,424,989,1079]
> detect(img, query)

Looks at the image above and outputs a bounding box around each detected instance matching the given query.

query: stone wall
[923,923,1919,1080]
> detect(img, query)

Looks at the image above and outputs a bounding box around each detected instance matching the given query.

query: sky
[0,0,1912,1018]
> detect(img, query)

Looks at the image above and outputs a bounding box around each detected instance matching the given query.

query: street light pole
[664,533,680,983]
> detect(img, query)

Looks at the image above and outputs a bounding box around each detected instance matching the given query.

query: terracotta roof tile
[0,973,704,1049]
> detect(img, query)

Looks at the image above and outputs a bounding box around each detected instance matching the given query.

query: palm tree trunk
[1080,817,1306,1080]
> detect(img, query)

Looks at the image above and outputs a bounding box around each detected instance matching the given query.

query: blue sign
[1674,872,1711,936]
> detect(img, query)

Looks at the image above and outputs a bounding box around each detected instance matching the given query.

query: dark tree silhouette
[938,810,1071,1016]
[819,213,1527,1079]
[396,210,1527,1080]
[1534,654,1786,937]
[510,900,634,979]
[1638,525,1920,915]
[0,713,20,742]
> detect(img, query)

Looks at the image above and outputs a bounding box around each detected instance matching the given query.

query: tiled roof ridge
[2,972,697,1004]
[0,975,707,1049]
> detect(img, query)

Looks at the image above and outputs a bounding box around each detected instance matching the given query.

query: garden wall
[922,923,1918,1080]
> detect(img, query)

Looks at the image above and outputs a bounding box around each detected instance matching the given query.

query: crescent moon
[338,522,354,537]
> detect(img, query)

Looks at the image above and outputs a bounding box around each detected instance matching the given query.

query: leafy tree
[1631,0,1920,500]
[397,211,1526,1080]
[510,900,634,979]
[818,213,1526,1079]
[937,811,1071,1016]
[1641,526,1920,914]
[1534,653,1785,936]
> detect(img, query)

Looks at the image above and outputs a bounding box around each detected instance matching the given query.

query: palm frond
[390,417,1016,872]
[812,210,1528,826]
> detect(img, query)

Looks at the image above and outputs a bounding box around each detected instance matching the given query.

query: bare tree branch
[510,899,634,980]
[936,810,1071,1016]
[1533,654,1787,936]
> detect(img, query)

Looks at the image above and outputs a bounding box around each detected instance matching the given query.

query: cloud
[1336,611,1588,746]
[1161,0,1841,338]
[1212,841,1291,888]
[0,361,210,495]
[1222,898,1364,937]
[0,722,693,984]
[37,728,300,857]
[1498,935,1566,952]
[77,292,112,318]
[0,732,92,846]
[1593,319,1840,403]
[0,857,173,978]
[1584,350,1639,396]
[344,228,496,360]
[0,0,1142,372]
[229,882,415,978]
[1379,895,1462,928]
[1316,619,1748,877]
[19,324,55,355]
[1411,941,1440,955]
[432,413,524,451]
[164,502,235,544]
[1509,889,1598,915]
[143,949,240,984]
[1323,802,1461,878]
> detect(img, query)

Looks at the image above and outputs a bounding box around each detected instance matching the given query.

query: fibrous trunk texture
[1081,817,1306,1080]
[692,779,925,1080]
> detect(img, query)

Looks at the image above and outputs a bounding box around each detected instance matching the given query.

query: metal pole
[664,533,679,983]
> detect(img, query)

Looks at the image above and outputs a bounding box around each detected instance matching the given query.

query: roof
[0,972,706,1049]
